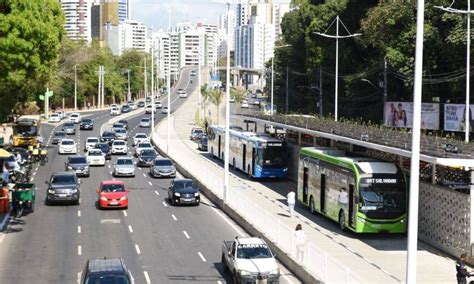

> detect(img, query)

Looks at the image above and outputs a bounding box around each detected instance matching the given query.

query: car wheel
[221,254,229,272]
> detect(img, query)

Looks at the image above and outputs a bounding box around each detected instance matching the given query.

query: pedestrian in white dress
[287,188,296,217]
[294,224,307,263]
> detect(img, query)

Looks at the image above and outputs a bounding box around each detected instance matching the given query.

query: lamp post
[74,65,77,111]
[167,8,171,155]
[270,44,290,115]
[224,1,231,204]
[151,46,155,133]
[314,15,361,121]
[127,69,131,102]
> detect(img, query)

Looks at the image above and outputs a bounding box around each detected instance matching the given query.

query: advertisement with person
[444,104,474,132]
[384,102,440,130]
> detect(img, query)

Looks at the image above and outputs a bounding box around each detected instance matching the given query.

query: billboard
[444,104,474,132]
[384,102,440,130]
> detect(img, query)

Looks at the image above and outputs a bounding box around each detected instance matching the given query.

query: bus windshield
[359,184,406,219]
[257,145,287,168]
[13,125,38,137]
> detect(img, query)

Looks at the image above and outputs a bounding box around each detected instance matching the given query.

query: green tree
[208,88,223,124]
[0,0,64,120]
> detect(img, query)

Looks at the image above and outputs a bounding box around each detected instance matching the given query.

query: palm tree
[201,83,210,121]
[208,88,223,124]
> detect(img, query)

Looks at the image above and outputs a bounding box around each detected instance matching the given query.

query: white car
[133,133,149,146]
[84,137,99,152]
[155,101,162,109]
[240,100,249,108]
[86,149,106,166]
[162,106,169,114]
[134,142,153,157]
[145,104,153,114]
[110,104,118,109]
[69,113,82,123]
[128,102,136,110]
[49,113,61,123]
[110,107,120,116]
[177,89,187,98]
[58,139,77,154]
[111,140,128,155]
[140,117,151,128]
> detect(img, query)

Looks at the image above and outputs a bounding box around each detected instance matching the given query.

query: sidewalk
[151,85,456,282]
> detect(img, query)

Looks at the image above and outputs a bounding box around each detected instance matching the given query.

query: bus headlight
[357,217,365,223]
[283,168,288,172]
[400,219,405,223]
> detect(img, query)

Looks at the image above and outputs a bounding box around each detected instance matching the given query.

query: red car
[97,180,129,209]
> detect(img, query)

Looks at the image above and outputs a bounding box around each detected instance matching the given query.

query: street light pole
[167,8,171,155]
[271,56,274,115]
[97,65,101,108]
[224,1,231,204]
[144,58,147,106]
[285,65,288,113]
[151,47,155,133]
[315,15,361,121]
[101,65,105,107]
[127,69,131,102]
[198,42,202,120]
[74,65,77,111]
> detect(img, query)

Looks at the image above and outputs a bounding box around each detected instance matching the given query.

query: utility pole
[167,8,171,155]
[97,65,101,108]
[224,1,231,204]
[144,58,148,107]
[74,65,77,111]
[127,69,131,102]
[315,15,361,121]
[319,66,323,116]
[101,65,105,107]
[285,65,289,113]
[151,46,155,133]
[198,45,202,120]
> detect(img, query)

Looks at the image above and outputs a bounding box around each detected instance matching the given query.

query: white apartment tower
[61,0,92,42]
[119,19,148,54]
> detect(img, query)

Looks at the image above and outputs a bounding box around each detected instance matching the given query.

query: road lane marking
[143,271,151,284]
[128,225,133,233]
[78,210,81,217]
[148,181,153,186]
[183,231,190,239]
[108,165,111,168]
[162,201,168,207]
[138,167,142,171]
[100,219,121,224]
[78,245,82,255]
[30,177,34,182]
[123,211,127,217]
[143,173,147,177]
[154,190,159,196]
[78,226,81,234]
[135,244,141,254]
[172,214,177,221]
[197,252,206,262]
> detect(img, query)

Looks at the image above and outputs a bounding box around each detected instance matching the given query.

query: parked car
[133,133,149,146]
[65,155,90,177]
[81,258,133,284]
[198,135,208,151]
[139,117,151,128]
[111,140,128,155]
[137,149,158,167]
[58,139,77,155]
[240,100,249,108]
[177,89,187,98]
[168,178,200,206]
[137,101,145,107]
[62,122,76,135]
[100,131,115,145]
[113,157,135,177]
[93,143,111,160]
[45,172,81,205]
[155,101,162,109]
[118,119,129,130]
[121,105,131,113]
[52,131,67,144]
[69,113,82,123]
[84,137,100,152]
[49,113,61,123]
[86,149,106,166]
[114,128,128,141]
[162,106,169,114]
[134,142,153,157]
[150,158,176,178]
[79,118,94,130]
[190,128,204,141]
[110,107,120,116]
[145,104,153,114]
[97,180,129,209]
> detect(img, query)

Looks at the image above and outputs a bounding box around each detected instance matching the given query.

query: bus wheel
[309,197,316,214]
[232,158,236,169]
[339,211,346,231]
[247,166,251,178]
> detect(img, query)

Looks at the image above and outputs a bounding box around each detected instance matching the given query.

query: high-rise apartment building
[61,0,93,42]
[120,19,148,53]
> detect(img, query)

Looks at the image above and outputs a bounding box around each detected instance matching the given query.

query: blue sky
[132,0,291,30]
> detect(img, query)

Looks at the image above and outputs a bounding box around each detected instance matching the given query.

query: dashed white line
[197,252,206,262]
[171,214,177,221]
[30,177,34,182]
[138,167,142,171]
[77,210,81,217]
[78,226,81,234]
[108,165,111,168]
[148,181,153,186]
[135,244,141,254]
[183,231,190,239]
[142,173,147,177]
[143,271,151,284]
[123,211,127,217]
[162,201,168,207]
[78,245,82,255]
[154,190,159,196]
[128,225,134,233]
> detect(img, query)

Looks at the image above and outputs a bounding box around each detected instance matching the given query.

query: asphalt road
[0,68,298,284]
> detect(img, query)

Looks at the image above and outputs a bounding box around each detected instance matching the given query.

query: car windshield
[141,119,149,122]
[116,129,126,134]
[69,157,87,164]
[71,114,79,118]
[89,151,102,156]
[51,175,76,185]
[88,139,99,143]
[117,159,133,165]
[95,144,109,151]
[85,274,130,284]
[101,184,125,192]
[64,123,74,127]
[236,244,272,259]
[82,119,92,123]
[257,145,287,168]
[155,159,172,166]
[61,140,74,145]
[140,150,156,157]
[138,143,151,148]
[114,141,125,146]
[359,182,406,218]
[54,132,66,137]
[136,134,147,138]
[119,120,127,125]
[103,132,114,138]
[174,181,195,190]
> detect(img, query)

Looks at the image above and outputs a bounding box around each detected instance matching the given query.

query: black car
[81,258,132,284]
[100,131,115,145]
[118,119,129,130]
[137,101,145,107]
[94,143,112,160]
[198,135,208,151]
[137,149,157,167]
[79,118,94,130]
[52,131,67,144]
[121,105,131,113]
[168,178,200,206]
[45,172,81,205]
[65,155,90,177]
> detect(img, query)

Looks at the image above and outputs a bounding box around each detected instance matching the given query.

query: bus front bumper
[355,215,407,233]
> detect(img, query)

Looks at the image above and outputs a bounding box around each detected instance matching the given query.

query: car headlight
[174,192,181,197]
[120,196,127,201]
[84,166,89,169]
[269,269,279,276]
[70,189,78,193]
[48,189,55,194]
[194,192,200,197]
[100,196,108,201]
[67,166,73,170]
[239,270,251,276]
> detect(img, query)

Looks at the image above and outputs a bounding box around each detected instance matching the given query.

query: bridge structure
[214,66,264,88]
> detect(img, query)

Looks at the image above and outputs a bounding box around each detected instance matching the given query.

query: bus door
[320,174,326,213]
[242,144,246,169]
[302,167,309,204]
[218,135,222,159]
[251,147,256,176]
[349,184,355,228]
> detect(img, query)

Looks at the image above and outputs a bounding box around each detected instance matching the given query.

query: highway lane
[0,67,299,283]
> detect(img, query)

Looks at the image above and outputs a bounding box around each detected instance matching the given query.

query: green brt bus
[297,147,407,233]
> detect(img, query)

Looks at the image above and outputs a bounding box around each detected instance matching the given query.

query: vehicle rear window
[114,141,125,146]
[155,159,172,166]
[101,184,125,192]
[85,274,130,284]
[69,157,87,164]
[51,175,75,185]
[88,138,99,143]
[54,132,66,137]
[138,143,151,148]
[140,150,156,157]
[237,244,272,259]
[141,118,150,122]
[89,151,102,156]
[61,140,74,145]
[136,134,147,138]
[103,132,114,137]
[174,181,195,190]
[116,129,126,133]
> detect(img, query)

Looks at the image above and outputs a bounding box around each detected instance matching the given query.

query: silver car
[113,157,135,177]
[114,128,128,141]
[150,158,176,178]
